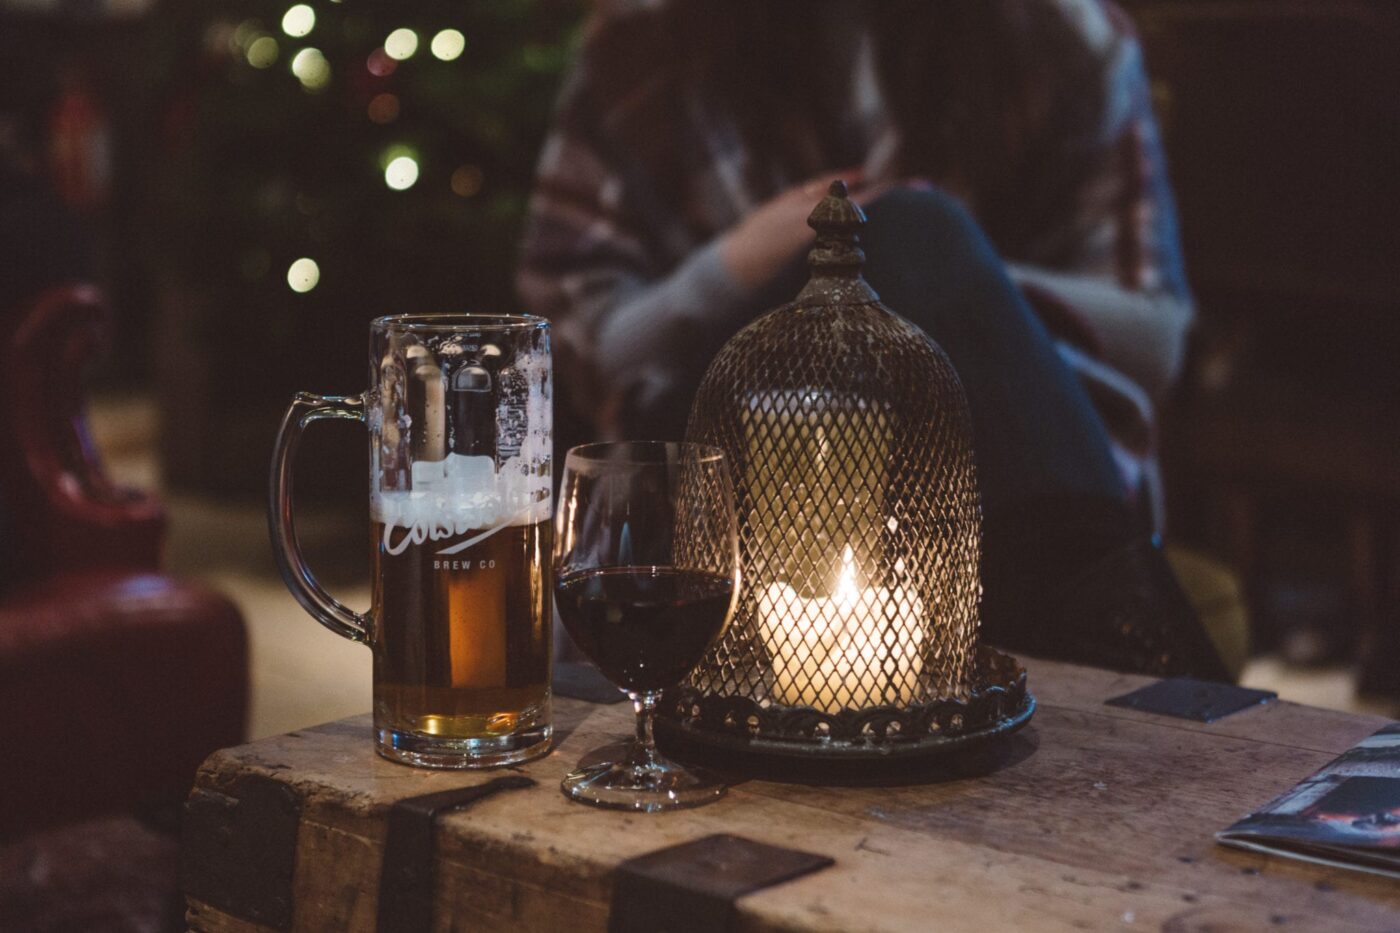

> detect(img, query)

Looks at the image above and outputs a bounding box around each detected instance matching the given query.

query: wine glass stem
[629,691,660,768]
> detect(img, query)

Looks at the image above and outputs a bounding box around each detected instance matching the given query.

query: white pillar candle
[758,545,924,713]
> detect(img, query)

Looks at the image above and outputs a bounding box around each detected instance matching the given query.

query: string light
[384,156,419,191]
[281,4,315,38]
[232,20,263,52]
[430,29,465,62]
[367,93,400,124]
[381,145,420,191]
[450,165,483,197]
[246,36,279,69]
[366,48,396,78]
[384,28,418,61]
[291,47,331,91]
[287,258,320,293]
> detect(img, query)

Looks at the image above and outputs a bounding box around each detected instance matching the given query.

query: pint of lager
[270,315,553,768]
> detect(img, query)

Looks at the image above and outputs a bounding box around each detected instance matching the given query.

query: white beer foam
[372,452,551,533]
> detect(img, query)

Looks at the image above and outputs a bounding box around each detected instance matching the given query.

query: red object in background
[47,78,111,212]
[0,286,248,837]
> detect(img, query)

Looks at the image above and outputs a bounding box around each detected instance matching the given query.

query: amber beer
[269,314,553,769]
[371,516,551,748]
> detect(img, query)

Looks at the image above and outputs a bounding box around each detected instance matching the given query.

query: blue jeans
[859,188,1125,516]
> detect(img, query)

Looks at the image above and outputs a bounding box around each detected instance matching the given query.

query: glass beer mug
[269,315,553,768]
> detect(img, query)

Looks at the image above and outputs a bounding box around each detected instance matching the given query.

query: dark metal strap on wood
[376,775,536,933]
[609,834,834,933]
[182,774,303,930]
[1106,676,1276,723]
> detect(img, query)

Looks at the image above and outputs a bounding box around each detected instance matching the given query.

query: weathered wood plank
[1023,656,1390,754]
[186,660,1400,933]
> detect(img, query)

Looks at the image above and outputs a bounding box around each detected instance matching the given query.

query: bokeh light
[281,4,315,38]
[450,164,484,197]
[287,258,320,293]
[367,93,400,125]
[246,36,279,69]
[291,47,331,91]
[430,29,465,62]
[232,20,263,52]
[384,155,420,191]
[384,28,419,61]
[366,48,397,78]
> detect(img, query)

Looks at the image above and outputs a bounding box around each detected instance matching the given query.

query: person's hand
[719,171,863,292]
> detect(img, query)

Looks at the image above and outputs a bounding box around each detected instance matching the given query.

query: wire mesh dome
[663,182,1030,764]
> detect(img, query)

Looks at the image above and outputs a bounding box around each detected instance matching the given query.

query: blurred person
[519,0,1227,678]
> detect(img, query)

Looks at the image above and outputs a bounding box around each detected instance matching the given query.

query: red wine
[555,567,734,693]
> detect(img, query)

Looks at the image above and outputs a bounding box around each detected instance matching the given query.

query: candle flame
[757,541,927,712]
[836,544,858,606]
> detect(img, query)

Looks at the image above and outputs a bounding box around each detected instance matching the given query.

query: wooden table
[183,659,1400,932]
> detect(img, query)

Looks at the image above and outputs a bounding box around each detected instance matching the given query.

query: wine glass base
[561,750,726,812]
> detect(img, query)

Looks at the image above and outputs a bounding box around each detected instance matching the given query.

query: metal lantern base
[655,647,1035,786]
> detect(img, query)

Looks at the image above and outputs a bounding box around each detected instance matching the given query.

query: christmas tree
[149,0,581,494]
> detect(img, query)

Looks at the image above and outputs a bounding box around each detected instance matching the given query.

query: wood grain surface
[185,658,1400,932]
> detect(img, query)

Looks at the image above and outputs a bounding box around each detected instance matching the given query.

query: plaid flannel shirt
[519,0,1192,521]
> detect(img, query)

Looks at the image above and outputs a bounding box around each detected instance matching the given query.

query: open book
[1217,723,1400,878]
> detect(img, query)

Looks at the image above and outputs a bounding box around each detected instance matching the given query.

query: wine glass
[553,441,739,811]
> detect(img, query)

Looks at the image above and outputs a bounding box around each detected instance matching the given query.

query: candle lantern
[658,182,1034,778]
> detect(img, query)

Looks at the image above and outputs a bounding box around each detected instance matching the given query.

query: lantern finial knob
[799,179,878,303]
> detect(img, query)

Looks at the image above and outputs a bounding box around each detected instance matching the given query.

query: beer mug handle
[268,392,372,644]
